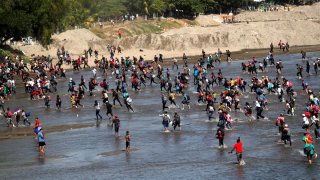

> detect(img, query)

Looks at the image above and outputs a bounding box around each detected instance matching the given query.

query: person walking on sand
[125,131,131,152]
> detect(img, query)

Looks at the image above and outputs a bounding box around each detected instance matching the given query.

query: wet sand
[0,123,95,141]
[53,44,320,70]
[161,44,320,66]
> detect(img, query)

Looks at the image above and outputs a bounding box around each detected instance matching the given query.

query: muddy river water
[1,51,320,179]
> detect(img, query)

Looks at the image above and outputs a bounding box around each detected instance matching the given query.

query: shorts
[34,128,40,134]
[39,142,46,146]
[126,142,130,148]
[236,152,242,159]
[6,118,12,123]
[115,126,119,133]
[163,123,169,128]
[174,122,180,127]
[302,124,309,129]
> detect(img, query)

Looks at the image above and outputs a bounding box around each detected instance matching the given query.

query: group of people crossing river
[1,42,320,164]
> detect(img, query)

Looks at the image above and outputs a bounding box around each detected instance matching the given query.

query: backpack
[305,146,312,153]
[163,115,170,123]
[305,111,311,118]
[7,111,12,117]
[68,82,73,88]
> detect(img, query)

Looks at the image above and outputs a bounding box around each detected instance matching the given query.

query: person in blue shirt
[38,128,46,154]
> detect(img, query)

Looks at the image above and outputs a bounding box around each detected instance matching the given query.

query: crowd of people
[1,42,320,164]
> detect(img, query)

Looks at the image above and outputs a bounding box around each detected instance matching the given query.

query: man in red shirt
[229,137,243,164]
[35,117,40,128]
[34,117,41,137]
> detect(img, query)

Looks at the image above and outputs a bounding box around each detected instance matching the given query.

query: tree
[151,0,167,16]
[144,0,150,15]
[0,0,68,45]
[122,0,145,15]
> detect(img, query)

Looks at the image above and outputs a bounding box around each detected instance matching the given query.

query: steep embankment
[14,3,320,62]
[15,29,105,57]
[117,3,320,56]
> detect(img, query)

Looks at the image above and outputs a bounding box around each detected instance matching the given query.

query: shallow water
[0,51,320,179]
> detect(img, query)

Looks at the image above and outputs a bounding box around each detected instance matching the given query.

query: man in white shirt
[302,114,310,131]
[255,98,265,120]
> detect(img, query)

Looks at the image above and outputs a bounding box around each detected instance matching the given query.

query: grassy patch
[158,20,181,29]
[90,18,197,40]
[183,19,199,26]
[90,27,107,39]
[0,47,30,63]
[140,23,162,33]
[119,28,133,37]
